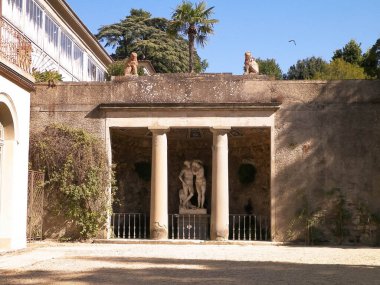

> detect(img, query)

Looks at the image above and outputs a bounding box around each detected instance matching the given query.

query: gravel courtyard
[1,242,379,284]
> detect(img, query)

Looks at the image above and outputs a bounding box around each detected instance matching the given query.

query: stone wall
[30,75,380,244]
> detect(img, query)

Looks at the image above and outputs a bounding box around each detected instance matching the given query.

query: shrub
[33,69,63,85]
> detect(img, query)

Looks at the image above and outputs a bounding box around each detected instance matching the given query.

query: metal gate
[27,170,45,240]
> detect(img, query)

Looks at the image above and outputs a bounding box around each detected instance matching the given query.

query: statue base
[179,207,207,215]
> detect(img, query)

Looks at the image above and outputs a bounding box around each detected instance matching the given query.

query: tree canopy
[170,1,218,73]
[332,39,363,65]
[362,38,380,79]
[256,58,283,79]
[96,9,207,73]
[286,38,378,80]
[286,57,328,80]
[313,58,368,80]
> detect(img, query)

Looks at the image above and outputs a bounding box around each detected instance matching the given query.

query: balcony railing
[0,18,32,74]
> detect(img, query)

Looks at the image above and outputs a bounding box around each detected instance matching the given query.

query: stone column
[149,127,170,240]
[210,127,231,240]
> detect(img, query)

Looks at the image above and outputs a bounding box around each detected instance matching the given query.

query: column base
[150,223,168,240]
[210,227,229,241]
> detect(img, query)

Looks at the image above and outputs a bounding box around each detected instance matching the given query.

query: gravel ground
[0,241,379,284]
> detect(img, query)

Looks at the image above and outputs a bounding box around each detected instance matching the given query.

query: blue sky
[66,0,380,75]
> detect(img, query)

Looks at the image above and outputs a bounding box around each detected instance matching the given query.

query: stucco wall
[0,76,30,250]
[30,75,380,244]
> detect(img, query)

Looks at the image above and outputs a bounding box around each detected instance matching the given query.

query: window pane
[3,0,23,28]
[25,0,43,46]
[60,32,73,70]
[44,15,59,59]
[73,44,83,79]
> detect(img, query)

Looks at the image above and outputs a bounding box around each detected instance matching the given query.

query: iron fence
[110,213,270,241]
[169,214,210,240]
[27,170,45,240]
[229,214,270,241]
[111,213,149,239]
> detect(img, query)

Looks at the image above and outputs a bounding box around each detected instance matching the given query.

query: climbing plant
[285,194,326,245]
[29,124,115,240]
[286,187,354,245]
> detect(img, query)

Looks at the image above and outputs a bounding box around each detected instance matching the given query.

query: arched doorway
[0,95,17,249]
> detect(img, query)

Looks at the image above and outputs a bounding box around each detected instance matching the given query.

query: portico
[101,103,279,241]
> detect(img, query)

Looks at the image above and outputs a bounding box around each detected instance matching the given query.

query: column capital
[210,126,231,134]
[149,126,170,134]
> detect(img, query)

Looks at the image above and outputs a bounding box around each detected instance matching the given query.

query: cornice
[0,62,35,92]
[98,103,281,112]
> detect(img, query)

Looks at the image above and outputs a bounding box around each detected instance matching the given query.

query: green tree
[170,1,218,73]
[96,9,207,73]
[286,57,328,80]
[313,58,368,80]
[256,58,283,79]
[332,39,363,65]
[362,38,380,79]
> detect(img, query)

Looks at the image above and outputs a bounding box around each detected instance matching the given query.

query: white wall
[0,76,30,250]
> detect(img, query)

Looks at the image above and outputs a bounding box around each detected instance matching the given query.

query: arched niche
[0,92,18,141]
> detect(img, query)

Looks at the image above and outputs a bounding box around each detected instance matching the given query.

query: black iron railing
[110,213,270,241]
[111,213,149,239]
[229,214,270,241]
[169,214,210,240]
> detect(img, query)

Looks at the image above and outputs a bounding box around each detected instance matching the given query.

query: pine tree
[96,9,207,73]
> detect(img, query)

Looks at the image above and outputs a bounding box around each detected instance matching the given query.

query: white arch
[0,92,19,141]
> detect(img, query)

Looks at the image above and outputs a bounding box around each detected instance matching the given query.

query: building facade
[1,0,112,81]
[0,0,112,250]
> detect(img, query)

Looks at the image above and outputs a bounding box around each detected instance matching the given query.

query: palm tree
[170,1,218,73]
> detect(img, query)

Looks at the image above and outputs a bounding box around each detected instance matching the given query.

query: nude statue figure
[178,160,195,209]
[191,160,206,209]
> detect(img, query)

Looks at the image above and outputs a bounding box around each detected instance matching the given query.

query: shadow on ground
[1,256,379,284]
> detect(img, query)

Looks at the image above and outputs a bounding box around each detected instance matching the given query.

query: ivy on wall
[29,124,116,240]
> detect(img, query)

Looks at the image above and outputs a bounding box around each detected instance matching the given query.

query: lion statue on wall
[244,51,259,75]
[124,52,138,76]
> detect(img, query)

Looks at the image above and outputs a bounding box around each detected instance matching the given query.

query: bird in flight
[288,40,296,45]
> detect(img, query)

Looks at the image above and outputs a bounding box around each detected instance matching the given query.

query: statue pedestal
[179,207,207,215]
